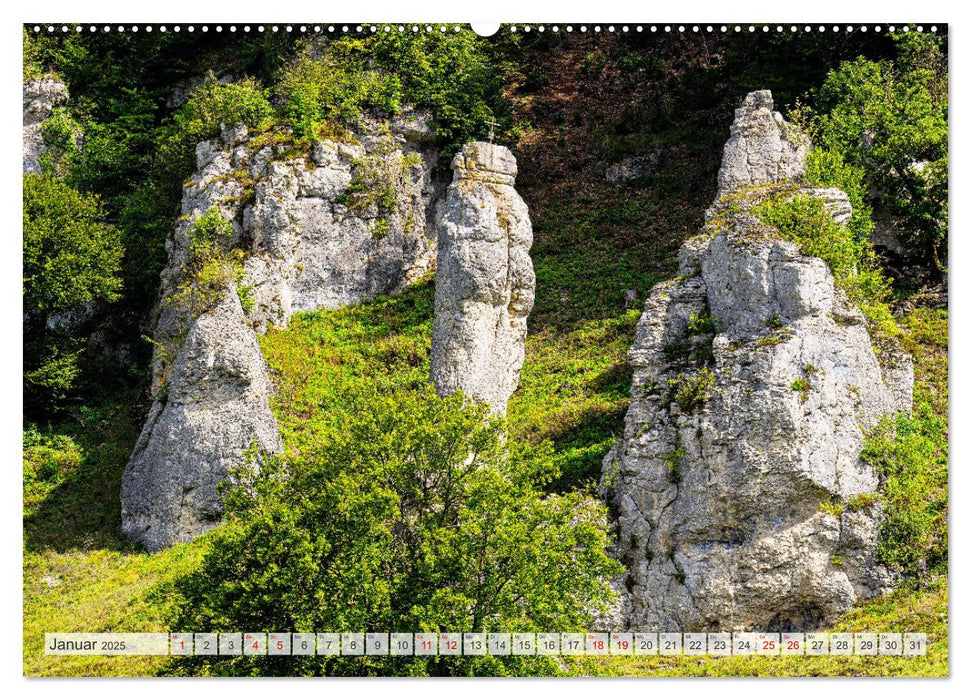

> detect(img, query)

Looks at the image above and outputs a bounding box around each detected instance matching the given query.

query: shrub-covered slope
[23,27,947,677]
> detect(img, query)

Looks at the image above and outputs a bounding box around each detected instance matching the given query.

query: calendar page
[20,9,949,681]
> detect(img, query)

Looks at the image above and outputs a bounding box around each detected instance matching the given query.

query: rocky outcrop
[606,151,662,185]
[23,78,68,174]
[716,90,810,197]
[161,116,440,333]
[602,91,912,632]
[122,288,282,552]
[147,115,444,389]
[429,142,535,414]
[122,116,446,550]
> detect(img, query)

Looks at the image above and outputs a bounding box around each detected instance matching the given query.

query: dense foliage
[23,174,124,410]
[277,30,508,153]
[812,34,948,275]
[170,387,619,676]
[23,174,123,314]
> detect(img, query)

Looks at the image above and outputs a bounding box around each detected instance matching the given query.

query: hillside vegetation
[23,26,947,677]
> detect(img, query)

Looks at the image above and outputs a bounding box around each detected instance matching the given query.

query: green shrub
[236,283,256,314]
[23,174,124,314]
[790,377,811,403]
[22,26,43,81]
[813,34,948,275]
[803,147,873,244]
[158,77,274,181]
[116,180,177,307]
[39,107,82,176]
[686,311,720,336]
[188,206,234,250]
[173,77,274,141]
[664,438,686,484]
[670,368,715,413]
[165,209,245,321]
[336,145,405,217]
[819,499,844,518]
[169,386,619,676]
[23,174,124,411]
[23,341,83,409]
[755,195,863,290]
[847,493,879,512]
[364,29,507,154]
[277,46,401,139]
[862,406,947,578]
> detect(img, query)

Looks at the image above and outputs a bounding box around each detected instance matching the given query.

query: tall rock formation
[122,115,446,551]
[429,142,535,414]
[121,288,283,551]
[602,91,912,632]
[23,77,68,174]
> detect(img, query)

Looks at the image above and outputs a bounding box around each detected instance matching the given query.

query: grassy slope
[23,393,197,676]
[23,35,948,677]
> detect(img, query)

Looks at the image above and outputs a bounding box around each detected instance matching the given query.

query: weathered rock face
[602,91,912,632]
[716,90,810,197]
[23,78,68,174]
[429,142,535,414]
[123,116,445,550]
[160,115,441,334]
[121,287,283,552]
[146,116,444,390]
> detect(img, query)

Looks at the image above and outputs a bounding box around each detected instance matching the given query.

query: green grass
[24,392,140,554]
[566,579,947,677]
[24,546,201,677]
[509,315,639,491]
[527,189,687,332]
[258,274,640,495]
[23,392,204,676]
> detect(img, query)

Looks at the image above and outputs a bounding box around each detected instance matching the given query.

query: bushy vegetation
[862,308,948,578]
[803,147,874,243]
[811,33,948,276]
[38,107,82,176]
[23,174,123,318]
[277,46,402,139]
[160,77,274,177]
[23,174,124,411]
[277,30,507,153]
[22,27,948,678]
[169,387,618,676]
